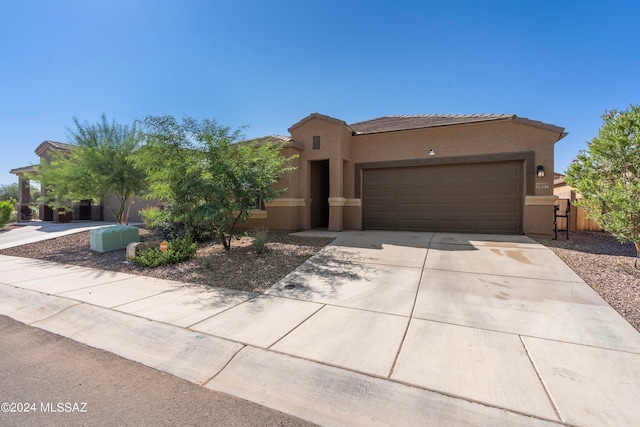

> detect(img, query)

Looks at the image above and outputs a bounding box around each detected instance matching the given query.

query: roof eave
[34,140,73,157]
[10,165,36,175]
[288,112,354,134]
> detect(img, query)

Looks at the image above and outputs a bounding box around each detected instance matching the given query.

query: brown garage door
[363,161,523,234]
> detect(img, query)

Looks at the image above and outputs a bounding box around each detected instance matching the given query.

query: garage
[362,161,523,234]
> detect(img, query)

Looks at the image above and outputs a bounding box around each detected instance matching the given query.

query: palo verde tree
[140,115,296,250]
[565,104,640,266]
[33,114,147,224]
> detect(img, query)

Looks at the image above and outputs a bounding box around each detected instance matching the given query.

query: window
[312,136,321,150]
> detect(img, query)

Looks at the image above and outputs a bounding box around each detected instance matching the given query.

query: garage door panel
[476,203,519,218]
[363,161,523,234]
[433,219,475,231]
[399,203,434,213]
[364,204,398,215]
[477,184,520,197]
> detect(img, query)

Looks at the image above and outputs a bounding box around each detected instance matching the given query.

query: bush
[140,207,216,242]
[251,227,269,254]
[0,201,14,229]
[131,234,197,268]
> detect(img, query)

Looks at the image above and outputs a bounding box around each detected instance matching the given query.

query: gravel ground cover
[536,231,640,331]
[0,227,334,294]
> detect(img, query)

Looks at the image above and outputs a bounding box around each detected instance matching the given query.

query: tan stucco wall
[238,116,563,237]
[348,120,555,197]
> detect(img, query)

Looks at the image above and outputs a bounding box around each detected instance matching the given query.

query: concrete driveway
[1,231,639,426]
[0,220,116,250]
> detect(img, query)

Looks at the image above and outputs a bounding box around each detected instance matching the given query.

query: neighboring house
[240,113,567,238]
[553,172,602,232]
[10,140,151,223]
[10,113,567,237]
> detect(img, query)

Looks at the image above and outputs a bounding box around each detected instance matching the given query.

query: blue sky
[1,0,639,187]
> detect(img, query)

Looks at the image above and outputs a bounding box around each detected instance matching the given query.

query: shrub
[131,234,197,268]
[140,206,216,242]
[251,227,269,254]
[0,201,14,229]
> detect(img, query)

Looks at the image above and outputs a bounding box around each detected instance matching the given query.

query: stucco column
[328,158,344,231]
[523,195,558,238]
[328,197,346,231]
[17,176,31,221]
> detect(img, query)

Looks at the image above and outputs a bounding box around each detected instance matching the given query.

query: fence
[555,199,602,232]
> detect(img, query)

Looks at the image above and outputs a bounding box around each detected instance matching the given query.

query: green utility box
[90,225,140,253]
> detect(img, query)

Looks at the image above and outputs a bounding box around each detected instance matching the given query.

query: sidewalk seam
[267,303,327,349]
[520,335,564,423]
[200,344,247,387]
[28,300,83,326]
[387,232,433,378]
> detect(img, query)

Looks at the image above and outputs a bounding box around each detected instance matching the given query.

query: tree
[140,115,296,249]
[565,104,640,266]
[32,114,147,224]
[0,183,39,203]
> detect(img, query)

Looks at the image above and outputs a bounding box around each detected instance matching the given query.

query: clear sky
[1,0,639,187]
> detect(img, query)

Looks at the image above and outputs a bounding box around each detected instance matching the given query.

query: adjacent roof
[34,140,74,156]
[350,114,566,138]
[259,135,292,143]
[9,165,36,175]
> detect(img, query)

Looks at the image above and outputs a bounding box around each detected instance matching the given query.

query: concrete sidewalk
[1,231,639,426]
[0,220,117,250]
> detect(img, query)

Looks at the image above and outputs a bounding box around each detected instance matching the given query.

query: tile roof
[9,165,36,175]
[267,134,293,142]
[349,114,516,134]
[34,140,74,156]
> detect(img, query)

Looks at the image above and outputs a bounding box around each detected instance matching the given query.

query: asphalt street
[0,315,315,427]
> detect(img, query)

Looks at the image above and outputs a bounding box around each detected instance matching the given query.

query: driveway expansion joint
[520,335,564,423]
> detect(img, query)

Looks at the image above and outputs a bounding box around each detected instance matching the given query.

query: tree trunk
[222,211,244,251]
[635,242,640,268]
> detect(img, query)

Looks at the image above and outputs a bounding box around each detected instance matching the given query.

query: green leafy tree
[140,115,296,249]
[0,183,39,203]
[32,114,147,224]
[565,104,640,266]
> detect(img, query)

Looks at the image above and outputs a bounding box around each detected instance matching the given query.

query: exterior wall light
[536,165,545,177]
[429,148,436,156]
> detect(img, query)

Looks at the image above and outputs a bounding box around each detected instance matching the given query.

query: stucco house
[11,113,566,238]
[241,113,566,238]
[10,140,150,223]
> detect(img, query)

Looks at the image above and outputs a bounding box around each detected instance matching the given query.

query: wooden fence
[555,199,602,232]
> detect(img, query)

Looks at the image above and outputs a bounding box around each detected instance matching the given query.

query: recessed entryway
[310,159,329,228]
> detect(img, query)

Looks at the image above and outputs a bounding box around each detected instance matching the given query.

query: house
[240,113,567,238]
[10,140,150,223]
[11,113,567,237]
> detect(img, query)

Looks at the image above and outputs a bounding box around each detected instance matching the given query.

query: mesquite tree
[139,115,296,249]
